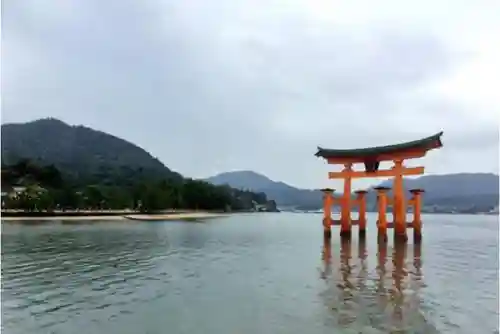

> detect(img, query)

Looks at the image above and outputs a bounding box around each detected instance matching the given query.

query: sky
[2,0,499,190]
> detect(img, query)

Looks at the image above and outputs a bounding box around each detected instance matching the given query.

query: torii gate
[315,132,443,242]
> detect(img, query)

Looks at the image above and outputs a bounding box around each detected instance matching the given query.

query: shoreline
[1,211,229,222]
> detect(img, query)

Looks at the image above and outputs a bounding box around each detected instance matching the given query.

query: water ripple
[1,214,499,334]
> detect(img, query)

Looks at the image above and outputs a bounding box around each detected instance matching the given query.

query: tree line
[1,159,269,213]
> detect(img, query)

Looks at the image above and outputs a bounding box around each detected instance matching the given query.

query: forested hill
[0,118,275,212]
[1,118,182,182]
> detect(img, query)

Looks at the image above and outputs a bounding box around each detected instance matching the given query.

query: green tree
[1,159,270,213]
[35,190,56,211]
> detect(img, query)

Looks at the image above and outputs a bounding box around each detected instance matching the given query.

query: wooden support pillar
[410,189,424,243]
[392,159,408,242]
[321,188,334,239]
[376,240,387,293]
[357,235,367,292]
[340,236,351,284]
[413,242,422,277]
[355,190,367,237]
[374,186,390,242]
[358,235,366,261]
[320,236,332,280]
[340,163,353,238]
[392,240,407,292]
[392,241,407,326]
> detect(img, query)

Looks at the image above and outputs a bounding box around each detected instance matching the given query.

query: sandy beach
[1,212,227,222]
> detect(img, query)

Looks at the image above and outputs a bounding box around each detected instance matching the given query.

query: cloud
[2,0,499,189]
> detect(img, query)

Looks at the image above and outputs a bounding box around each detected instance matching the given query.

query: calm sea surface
[1,213,498,334]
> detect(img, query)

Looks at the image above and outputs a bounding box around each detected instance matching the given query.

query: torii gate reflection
[320,239,426,331]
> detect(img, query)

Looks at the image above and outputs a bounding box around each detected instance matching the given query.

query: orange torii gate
[316,132,443,242]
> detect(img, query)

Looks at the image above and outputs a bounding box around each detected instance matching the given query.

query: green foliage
[1,160,268,213]
[0,118,271,213]
[2,159,63,188]
[1,118,183,182]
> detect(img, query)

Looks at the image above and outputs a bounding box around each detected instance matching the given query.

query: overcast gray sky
[2,0,499,190]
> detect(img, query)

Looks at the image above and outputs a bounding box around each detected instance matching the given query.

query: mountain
[376,173,498,197]
[366,173,499,212]
[206,170,499,212]
[1,118,275,212]
[1,118,183,182]
[207,171,323,208]
[207,171,277,190]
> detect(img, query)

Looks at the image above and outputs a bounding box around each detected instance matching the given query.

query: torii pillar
[321,188,334,239]
[392,159,408,242]
[354,190,368,237]
[374,186,390,243]
[409,189,425,243]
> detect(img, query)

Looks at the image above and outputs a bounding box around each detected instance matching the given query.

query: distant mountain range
[207,171,323,208]
[206,170,499,213]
